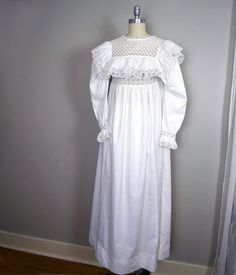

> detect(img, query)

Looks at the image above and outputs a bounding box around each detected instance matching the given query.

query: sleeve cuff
[159,130,178,150]
[96,123,110,142]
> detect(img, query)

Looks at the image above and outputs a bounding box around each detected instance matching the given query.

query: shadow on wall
[55,13,119,245]
[63,35,115,245]
[64,45,100,246]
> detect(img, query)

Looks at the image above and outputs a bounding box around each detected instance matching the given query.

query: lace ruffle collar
[91,35,184,83]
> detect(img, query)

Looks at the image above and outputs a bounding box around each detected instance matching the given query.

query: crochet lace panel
[112,76,159,85]
[111,35,163,57]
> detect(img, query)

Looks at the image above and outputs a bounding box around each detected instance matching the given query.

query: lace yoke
[91,35,184,85]
[111,35,163,57]
[110,36,162,84]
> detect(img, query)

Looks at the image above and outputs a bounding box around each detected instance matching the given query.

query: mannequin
[125,5,151,39]
[121,6,152,275]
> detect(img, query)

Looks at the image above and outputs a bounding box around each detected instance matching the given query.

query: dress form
[126,6,151,275]
[126,22,150,38]
[125,5,151,39]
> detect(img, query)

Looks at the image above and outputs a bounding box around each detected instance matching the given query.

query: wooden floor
[0,247,134,275]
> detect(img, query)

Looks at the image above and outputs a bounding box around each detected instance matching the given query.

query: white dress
[88,34,187,274]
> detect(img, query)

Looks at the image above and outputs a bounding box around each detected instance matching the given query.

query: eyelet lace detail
[108,67,167,82]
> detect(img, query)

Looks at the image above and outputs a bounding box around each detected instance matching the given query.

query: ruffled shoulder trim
[162,40,184,64]
[90,37,184,83]
[91,41,112,78]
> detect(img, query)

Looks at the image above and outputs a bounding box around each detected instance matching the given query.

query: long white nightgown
[88,34,187,274]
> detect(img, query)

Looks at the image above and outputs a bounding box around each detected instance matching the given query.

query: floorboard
[0,247,134,275]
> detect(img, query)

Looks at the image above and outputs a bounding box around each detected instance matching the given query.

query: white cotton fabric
[88,35,187,274]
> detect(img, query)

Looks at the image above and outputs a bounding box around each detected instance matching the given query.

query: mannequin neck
[126,23,150,38]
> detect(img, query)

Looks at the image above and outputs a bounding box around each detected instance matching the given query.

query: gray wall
[0,0,234,267]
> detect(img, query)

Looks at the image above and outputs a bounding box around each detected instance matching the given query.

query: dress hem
[89,234,170,274]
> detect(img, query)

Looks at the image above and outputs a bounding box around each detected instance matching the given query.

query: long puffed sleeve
[89,41,112,142]
[159,40,187,149]
[89,60,110,142]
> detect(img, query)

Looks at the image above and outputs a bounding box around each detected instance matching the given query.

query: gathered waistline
[111,76,159,85]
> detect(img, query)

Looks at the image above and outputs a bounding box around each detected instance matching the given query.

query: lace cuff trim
[159,130,178,150]
[96,123,110,142]
[97,129,110,142]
